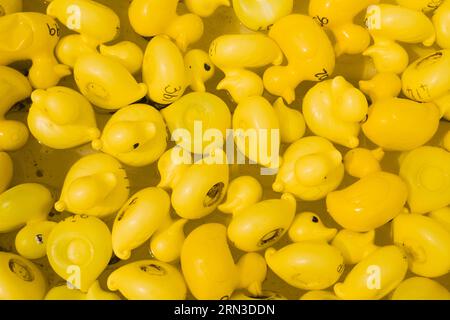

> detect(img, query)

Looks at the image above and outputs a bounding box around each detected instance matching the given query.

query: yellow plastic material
[395,0,444,12]
[55,153,130,217]
[327,172,408,232]
[309,0,380,55]
[107,260,187,300]
[391,277,450,300]
[300,290,340,300]
[430,207,450,232]
[149,218,188,263]
[263,14,335,104]
[303,76,369,148]
[186,0,230,17]
[433,1,450,49]
[74,53,147,110]
[332,230,379,264]
[273,98,306,144]
[15,221,57,260]
[0,12,71,89]
[236,253,267,296]
[92,104,167,167]
[265,242,345,290]
[273,136,344,201]
[46,215,112,292]
[28,86,100,149]
[0,0,22,15]
[100,41,144,75]
[0,252,47,300]
[184,49,215,92]
[359,72,402,103]
[45,281,121,300]
[231,291,287,300]
[209,34,283,102]
[334,246,408,300]
[128,0,203,51]
[232,0,293,31]
[0,66,31,151]
[344,147,384,179]
[392,213,450,278]
[0,152,12,193]
[288,212,337,243]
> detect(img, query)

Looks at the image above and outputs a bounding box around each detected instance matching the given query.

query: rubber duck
[28,86,100,150]
[399,146,450,214]
[0,66,31,151]
[273,98,306,144]
[15,221,57,260]
[99,41,144,75]
[300,291,340,300]
[273,136,344,201]
[184,49,215,92]
[334,246,408,300]
[363,4,435,74]
[231,291,287,300]
[55,153,130,217]
[47,215,112,292]
[332,230,379,264]
[143,36,187,105]
[149,218,188,263]
[396,0,444,12]
[0,0,22,16]
[186,0,230,17]
[309,0,380,55]
[45,281,120,300]
[392,213,450,278]
[265,242,345,290]
[433,0,450,49]
[391,277,450,300]
[92,104,167,167]
[359,72,402,103]
[128,0,203,51]
[235,253,267,296]
[161,92,231,155]
[233,96,280,169]
[157,148,229,220]
[263,14,336,104]
[74,53,147,110]
[288,212,337,243]
[209,34,283,103]
[429,207,450,232]
[0,252,47,300]
[0,12,71,88]
[107,260,187,300]
[232,0,293,31]
[344,147,384,179]
[326,172,408,232]
[0,152,12,193]
[303,76,369,148]
[219,176,296,252]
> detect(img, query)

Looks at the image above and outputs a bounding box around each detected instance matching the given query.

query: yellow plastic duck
[273,98,306,144]
[300,291,340,300]
[186,0,230,17]
[273,136,344,201]
[128,0,203,51]
[433,1,450,49]
[0,66,31,152]
[99,41,144,75]
[0,152,12,193]
[395,0,444,12]
[326,172,408,232]
[303,76,369,148]
[209,34,283,103]
[332,230,379,264]
[0,0,22,16]
[288,212,337,243]
[344,147,384,179]
[92,104,167,167]
[107,260,187,300]
[15,221,57,260]
[263,14,336,104]
[55,153,130,217]
[309,0,380,55]
[47,215,112,292]
[359,72,402,103]
[399,146,450,214]
[219,176,296,252]
[334,246,408,300]
[391,277,450,300]
[74,53,147,110]
[149,218,188,263]
[232,0,293,31]
[28,87,100,150]
[265,242,345,290]
[184,49,215,92]
[0,12,71,88]
[157,148,229,220]
[0,252,47,300]
[430,207,450,232]
[363,4,436,74]
[45,281,120,300]
[235,253,267,297]
[393,213,450,278]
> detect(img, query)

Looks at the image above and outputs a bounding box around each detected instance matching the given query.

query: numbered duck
[185,0,230,17]
[332,230,379,264]
[288,212,337,243]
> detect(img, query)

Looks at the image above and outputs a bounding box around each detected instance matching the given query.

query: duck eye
[133,143,140,149]
[204,63,211,71]
[312,216,319,223]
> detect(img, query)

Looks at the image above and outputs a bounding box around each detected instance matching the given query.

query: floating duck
[395,0,444,12]
[332,230,379,264]
[92,104,167,167]
[344,147,384,179]
[149,218,187,263]
[265,242,345,290]
[273,136,344,201]
[232,0,293,31]
[184,49,215,92]
[327,172,408,232]
[392,213,450,278]
[219,176,296,252]
[15,221,57,260]
[0,12,71,88]
[303,76,369,148]
[99,41,144,75]
[433,1,450,49]
[0,252,47,300]
[186,0,230,17]
[209,34,283,102]
[47,215,112,292]
[107,260,187,300]
[263,14,335,104]
[273,98,306,144]
[0,152,12,193]
[0,66,31,151]
[28,86,100,150]
[300,291,340,300]
[231,291,287,300]
[0,0,22,15]
[391,277,450,300]
[55,153,130,217]
[309,0,380,55]
[288,212,337,243]
[74,53,147,110]
[334,246,408,300]
[128,0,203,51]
[45,281,120,300]
[359,72,402,103]
[429,207,450,232]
